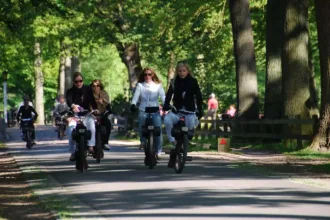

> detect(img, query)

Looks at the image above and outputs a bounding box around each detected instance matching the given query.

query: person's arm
[102,90,110,105]
[30,106,38,119]
[163,82,174,110]
[207,99,211,110]
[66,89,73,109]
[89,87,98,110]
[194,79,203,114]
[159,84,166,105]
[131,83,141,105]
[16,107,22,121]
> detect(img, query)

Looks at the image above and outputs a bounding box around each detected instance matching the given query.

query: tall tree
[310,0,330,151]
[64,56,72,92]
[282,0,312,119]
[229,0,259,119]
[34,41,44,125]
[264,0,285,119]
[71,56,81,74]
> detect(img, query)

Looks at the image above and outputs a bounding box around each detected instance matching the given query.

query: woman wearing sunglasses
[66,72,98,161]
[90,79,112,150]
[130,67,166,160]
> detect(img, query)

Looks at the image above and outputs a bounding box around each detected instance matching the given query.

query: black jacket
[164,74,203,113]
[66,85,97,111]
[16,106,38,121]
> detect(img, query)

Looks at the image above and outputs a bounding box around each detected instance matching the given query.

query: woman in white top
[130,67,165,159]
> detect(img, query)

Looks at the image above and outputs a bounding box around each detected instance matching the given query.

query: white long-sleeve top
[131,82,165,111]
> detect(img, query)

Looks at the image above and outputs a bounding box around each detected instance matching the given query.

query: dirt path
[0,151,56,220]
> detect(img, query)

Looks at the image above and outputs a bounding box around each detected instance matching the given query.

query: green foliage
[0,0,321,123]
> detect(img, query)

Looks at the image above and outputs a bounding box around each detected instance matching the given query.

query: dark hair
[90,79,104,90]
[137,67,161,83]
[23,95,30,101]
[72,72,83,81]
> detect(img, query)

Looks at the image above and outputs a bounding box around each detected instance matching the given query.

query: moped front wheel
[174,134,188,174]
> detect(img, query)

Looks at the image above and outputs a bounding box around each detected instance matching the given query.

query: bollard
[218,137,230,152]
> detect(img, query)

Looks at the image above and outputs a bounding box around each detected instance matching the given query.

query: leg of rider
[84,116,96,151]
[164,112,180,145]
[183,114,196,138]
[67,119,77,154]
[138,110,147,146]
[152,112,163,154]
[102,116,111,145]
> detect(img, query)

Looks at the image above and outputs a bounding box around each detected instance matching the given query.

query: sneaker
[102,144,110,150]
[156,153,162,160]
[139,143,145,150]
[69,154,76,161]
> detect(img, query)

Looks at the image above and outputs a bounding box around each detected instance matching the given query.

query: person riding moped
[54,94,70,129]
[130,67,166,160]
[163,62,203,167]
[16,95,38,144]
[66,72,99,161]
[91,79,112,150]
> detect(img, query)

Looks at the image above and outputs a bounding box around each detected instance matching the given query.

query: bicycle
[71,110,93,172]
[168,107,193,174]
[55,111,68,140]
[21,118,35,149]
[142,106,161,169]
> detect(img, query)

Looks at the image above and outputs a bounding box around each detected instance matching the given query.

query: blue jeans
[164,112,198,143]
[138,110,163,154]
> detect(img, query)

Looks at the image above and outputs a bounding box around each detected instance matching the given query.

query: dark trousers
[102,116,111,144]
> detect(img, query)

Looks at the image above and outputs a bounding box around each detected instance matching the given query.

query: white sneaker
[103,144,110,150]
[156,152,162,160]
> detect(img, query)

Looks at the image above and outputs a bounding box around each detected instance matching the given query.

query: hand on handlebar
[130,104,136,113]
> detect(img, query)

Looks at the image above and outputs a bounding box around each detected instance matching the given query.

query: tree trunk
[282,0,311,119]
[310,0,330,151]
[307,30,319,116]
[71,56,81,74]
[229,0,259,119]
[264,0,285,119]
[64,56,72,92]
[166,51,175,91]
[58,55,65,96]
[116,42,143,90]
[34,42,44,125]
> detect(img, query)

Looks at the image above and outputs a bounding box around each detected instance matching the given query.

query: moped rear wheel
[95,131,102,163]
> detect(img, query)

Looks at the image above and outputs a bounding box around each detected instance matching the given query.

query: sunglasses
[92,84,100,88]
[74,80,83,83]
[144,73,152,77]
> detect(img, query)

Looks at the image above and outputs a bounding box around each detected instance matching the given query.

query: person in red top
[206,93,218,119]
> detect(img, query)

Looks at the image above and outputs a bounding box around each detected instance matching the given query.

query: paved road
[4,126,330,220]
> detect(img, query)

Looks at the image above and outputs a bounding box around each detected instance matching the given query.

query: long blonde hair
[170,62,194,89]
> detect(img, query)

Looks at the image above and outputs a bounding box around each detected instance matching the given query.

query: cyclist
[16,95,38,144]
[91,79,112,150]
[53,94,70,131]
[66,72,98,161]
[163,62,203,167]
[130,67,165,160]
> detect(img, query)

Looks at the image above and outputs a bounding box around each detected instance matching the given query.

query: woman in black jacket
[66,72,98,161]
[163,62,203,145]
